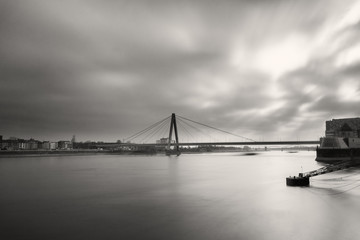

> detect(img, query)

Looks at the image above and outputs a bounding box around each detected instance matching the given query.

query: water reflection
[1,152,360,240]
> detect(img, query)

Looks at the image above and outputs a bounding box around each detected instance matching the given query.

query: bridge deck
[97,140,320,148]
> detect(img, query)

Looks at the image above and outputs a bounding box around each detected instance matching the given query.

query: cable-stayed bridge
[97,113,320,154]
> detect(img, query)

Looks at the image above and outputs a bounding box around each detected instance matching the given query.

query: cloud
[1,0,360,142]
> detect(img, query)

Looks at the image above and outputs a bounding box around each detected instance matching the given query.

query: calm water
[1,151,360,240]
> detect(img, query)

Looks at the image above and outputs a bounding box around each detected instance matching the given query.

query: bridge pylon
[166,113,181,156]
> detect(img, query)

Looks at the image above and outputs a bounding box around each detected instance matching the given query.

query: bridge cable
[138,119,165,143]
[177,115,256,142]
[177,117,208,141]
[158,118,171,140]
[140,117,171,143]
[176,119,195,142]
[177,117,211,137]
[139,117,171,143]
[124,115,171,142]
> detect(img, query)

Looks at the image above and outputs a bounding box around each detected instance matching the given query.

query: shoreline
[0,150,115,158]
[0,148,314,158]
[0,149,248,157]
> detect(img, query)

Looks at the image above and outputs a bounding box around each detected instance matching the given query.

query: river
[1,151,360,240]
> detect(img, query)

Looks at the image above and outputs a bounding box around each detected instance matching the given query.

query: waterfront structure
[29,139,39,150]
[0,137,75,151]
[1,138,22,150]
[42,141,51,150]
[71,135,76,144]
[316,117,360,162]
[156,138,170,144]
[325,118,360,137]
[18,141,30,150]
[50,142,57,150]
[58,141,72,150]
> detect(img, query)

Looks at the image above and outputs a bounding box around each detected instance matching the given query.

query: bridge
[96,113,320,154]
[100,140,319,147]
[95,113,358,187]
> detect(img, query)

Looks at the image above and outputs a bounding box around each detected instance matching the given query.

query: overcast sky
[1,0,360,142]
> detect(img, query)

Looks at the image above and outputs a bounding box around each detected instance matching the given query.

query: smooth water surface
[1,151,360,240]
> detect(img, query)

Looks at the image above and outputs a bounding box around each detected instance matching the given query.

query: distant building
[156,138,169,144]
[1,137,48,150]
[58,141,72,149]
[4,139,20,150]
[50,142,58,150]
[28,139,39,150]
[325,118,360,138]
[18,141,30,150]
[155,137,175,151]
[42,141,51,150]
[243,146,251,151]
[71,135,76,144]
[156,138,176,144]
[1,140,9,150]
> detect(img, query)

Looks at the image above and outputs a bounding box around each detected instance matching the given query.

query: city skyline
[1,0,360,142]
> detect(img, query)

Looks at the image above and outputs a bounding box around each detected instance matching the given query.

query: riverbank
[0,148,313,158]
[0,149,114,158]
[0,149,255,157]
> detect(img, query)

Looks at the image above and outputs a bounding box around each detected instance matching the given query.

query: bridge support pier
[166,113,180,156]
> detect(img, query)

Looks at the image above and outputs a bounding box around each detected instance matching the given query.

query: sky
[1,0,360,142]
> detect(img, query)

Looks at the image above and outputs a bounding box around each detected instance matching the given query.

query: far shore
[0,149,117,158]
[0,148,314,158]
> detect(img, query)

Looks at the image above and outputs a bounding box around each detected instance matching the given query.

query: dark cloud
[1,0,359,141]
[340,61,360,76]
